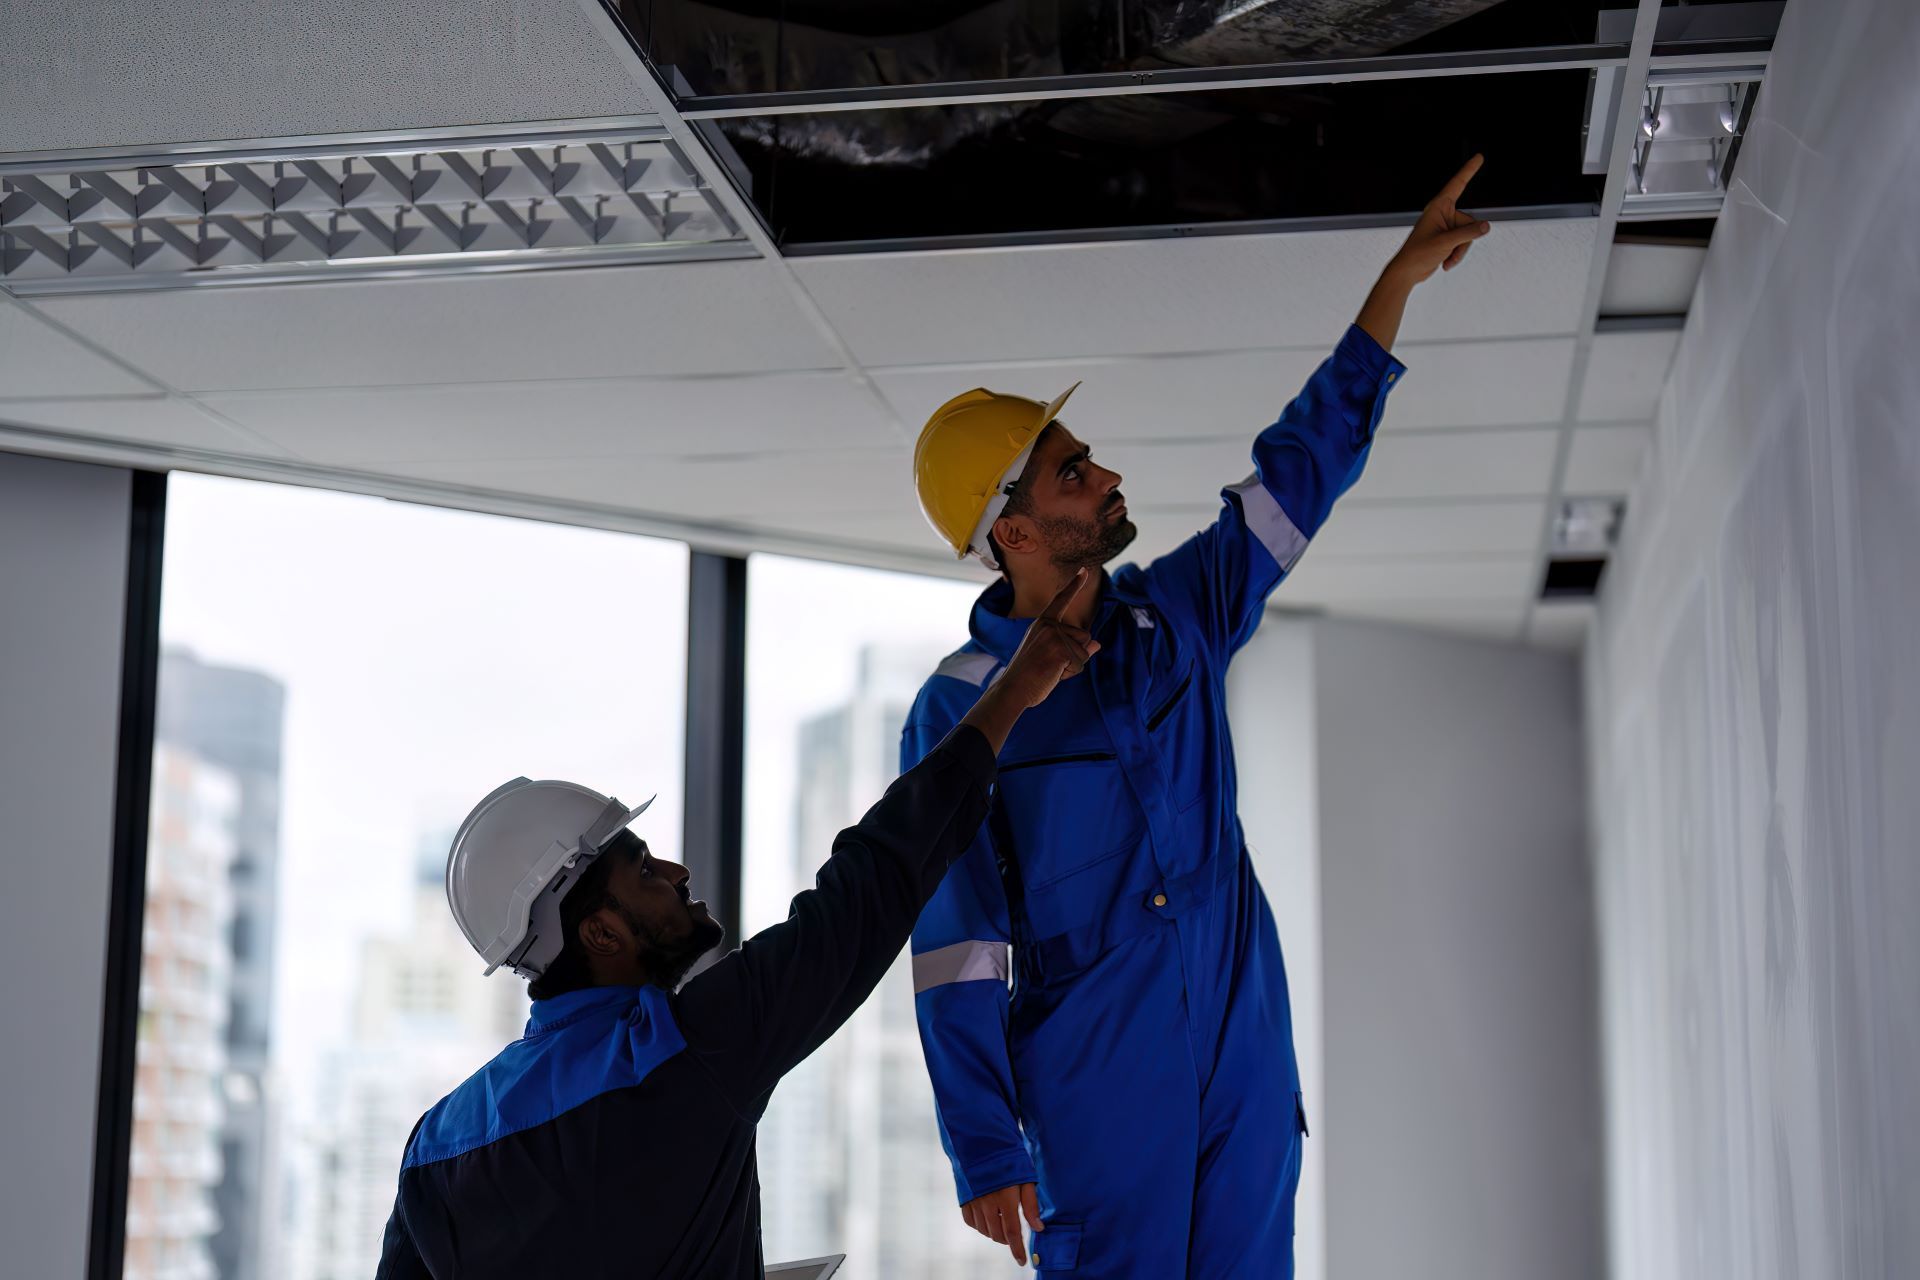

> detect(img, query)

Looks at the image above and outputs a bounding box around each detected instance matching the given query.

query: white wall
[1313,619,1600,1280]
[1231,617,1325,1280]
[1233,615,1601,1280]
[1583,0,1920,1275]
[0,452,134,1278]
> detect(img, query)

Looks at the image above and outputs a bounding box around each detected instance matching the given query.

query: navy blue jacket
[376,725,998,1279]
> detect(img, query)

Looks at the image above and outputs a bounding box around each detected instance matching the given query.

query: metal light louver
[1582,3,1780,222]
[0,124,751,292]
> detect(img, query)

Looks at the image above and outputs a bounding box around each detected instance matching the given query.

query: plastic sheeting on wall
[1584,0,1920,1275]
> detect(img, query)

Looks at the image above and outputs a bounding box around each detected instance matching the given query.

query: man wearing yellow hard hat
[902,157,1493,1277]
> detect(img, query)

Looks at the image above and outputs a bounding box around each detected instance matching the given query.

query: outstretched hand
[1388,153,1491,284]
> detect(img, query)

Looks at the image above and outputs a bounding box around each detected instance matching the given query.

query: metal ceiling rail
[570,0,912,445]
[1519,0,1669,643]
[674,43,1634,120]
[780,203,1601,259]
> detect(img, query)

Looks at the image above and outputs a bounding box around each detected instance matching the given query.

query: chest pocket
[1143,650,1209,813]
[994,750,1141,898]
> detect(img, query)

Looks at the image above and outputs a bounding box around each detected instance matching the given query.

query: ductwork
[667,0,1507,165]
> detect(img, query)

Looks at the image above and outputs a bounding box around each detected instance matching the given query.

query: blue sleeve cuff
[956,1146,1039,1205]
[1335,322,1409,386]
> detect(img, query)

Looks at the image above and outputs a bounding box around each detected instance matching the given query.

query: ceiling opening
[718,70,1601,247]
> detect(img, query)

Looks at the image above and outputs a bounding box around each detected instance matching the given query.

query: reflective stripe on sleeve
[1226,473,1310,573]
[912,939,1011,993]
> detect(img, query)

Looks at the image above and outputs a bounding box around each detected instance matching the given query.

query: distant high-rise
[759,644,1007,1279]
[156,649,288,1280]
[300,835,526,1280]
[125,745,240,1280]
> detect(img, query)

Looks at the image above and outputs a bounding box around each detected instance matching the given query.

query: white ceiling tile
[1343,429,1560,501]
[199,372,901,466]
[1277,554,1537,605]
[871,337,1573,442]
[1600,242,1708,316]
[1132,501,1548,573]
[741,505,957,560]
[378,446,912,520]
[1,0,644,152]
[1528,601,1596,650]
[1563,425,1652,495]
[1383,338,1574,428]
[0,301,155,397]
[1577,330,1681,421]
[29,261,843,393]
[1100,428,1556,509]
[1318,599,1530,641]
[1310,500,1548,558]
[796,219,1595,366]
[0,395,278,454]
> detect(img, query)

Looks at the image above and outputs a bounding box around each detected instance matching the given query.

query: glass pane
[722,70,1601,245]
[743,553,1021,1278]
[127,474,687,1280]
[622,0,1614,99]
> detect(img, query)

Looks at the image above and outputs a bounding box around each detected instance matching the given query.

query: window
[743,553,1022,1278]
[128,474,688,1280]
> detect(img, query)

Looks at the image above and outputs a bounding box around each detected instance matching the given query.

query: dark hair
[985,423,1051,571]
[526,830,644,1002]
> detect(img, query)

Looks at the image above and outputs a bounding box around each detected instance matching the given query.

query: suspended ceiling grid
[0,0,1751,649]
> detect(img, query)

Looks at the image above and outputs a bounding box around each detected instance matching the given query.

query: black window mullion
[88,469,168,1280]
[682,551,747,960]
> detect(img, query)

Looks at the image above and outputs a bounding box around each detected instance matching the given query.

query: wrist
[1376,256,1422,292]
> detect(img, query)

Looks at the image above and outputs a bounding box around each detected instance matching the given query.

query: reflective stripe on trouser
[1011,851,1305,1277]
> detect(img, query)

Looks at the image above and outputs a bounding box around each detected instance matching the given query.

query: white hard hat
[445,777,654,980]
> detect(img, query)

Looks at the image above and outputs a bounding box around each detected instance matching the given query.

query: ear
[991,512,1038,561]
[577,908,625,959]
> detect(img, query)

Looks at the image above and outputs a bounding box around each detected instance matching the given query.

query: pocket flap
[1031,1221,1082,1271]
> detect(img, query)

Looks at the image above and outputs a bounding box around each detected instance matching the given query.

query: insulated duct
[667,0,1506,164]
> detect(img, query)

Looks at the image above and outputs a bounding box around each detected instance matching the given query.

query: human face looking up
[991,422,1136,589]
[580,834,725,990]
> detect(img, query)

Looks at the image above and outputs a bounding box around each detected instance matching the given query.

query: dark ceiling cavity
[722,71,1601,247]
[624,0,1619,101]
[603,0,1768,249]
[1541,558,1608,599]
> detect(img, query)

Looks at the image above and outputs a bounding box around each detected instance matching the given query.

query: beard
[622,902,727,990]
[1034,502,1137,570]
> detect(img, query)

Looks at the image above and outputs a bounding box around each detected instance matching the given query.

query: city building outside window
[130,474,688,1280]
[745,553,1024,1279]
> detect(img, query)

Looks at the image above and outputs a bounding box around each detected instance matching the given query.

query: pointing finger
[1039,566,1090,622]
[1437,152,1484,204]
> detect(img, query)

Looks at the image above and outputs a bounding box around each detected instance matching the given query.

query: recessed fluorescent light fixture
[1583,4,1781,220]
[0,121,754,294]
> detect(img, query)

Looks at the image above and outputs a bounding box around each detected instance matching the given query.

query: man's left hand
[1387,153,1492,284]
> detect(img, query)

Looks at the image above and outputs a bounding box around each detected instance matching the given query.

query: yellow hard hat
[913,381,1080,568]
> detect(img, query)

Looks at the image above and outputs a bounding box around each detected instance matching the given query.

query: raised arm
[672,572,1100,1110]
[1136,156,1492,658]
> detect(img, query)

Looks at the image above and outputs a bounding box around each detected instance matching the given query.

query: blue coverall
[903,324,1405,1277]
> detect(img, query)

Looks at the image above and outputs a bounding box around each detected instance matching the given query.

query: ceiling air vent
[0,123,752,294]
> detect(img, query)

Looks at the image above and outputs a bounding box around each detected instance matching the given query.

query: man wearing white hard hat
[374,571,1100,1280]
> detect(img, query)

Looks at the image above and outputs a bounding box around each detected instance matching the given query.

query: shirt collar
[967,569,1145,663]
[524,983,643,1036]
